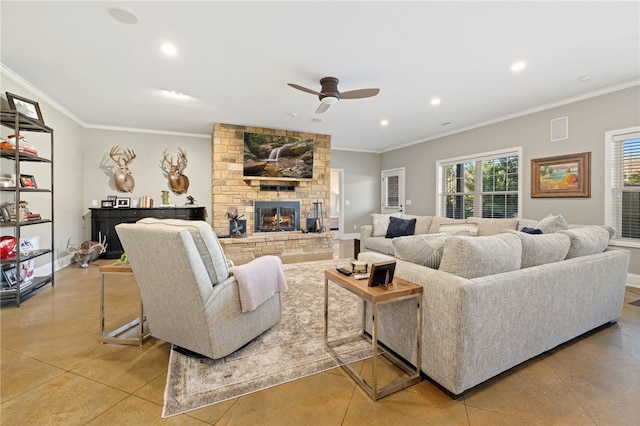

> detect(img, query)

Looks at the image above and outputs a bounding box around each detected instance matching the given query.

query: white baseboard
[339,232,359,240]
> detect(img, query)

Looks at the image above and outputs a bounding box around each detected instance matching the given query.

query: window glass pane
[623,137,640,187]
[385,175,399,207]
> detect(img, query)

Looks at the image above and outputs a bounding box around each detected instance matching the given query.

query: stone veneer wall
[211,122,332,238]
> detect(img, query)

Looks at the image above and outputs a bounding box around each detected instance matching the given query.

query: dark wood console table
[90,207,207,258]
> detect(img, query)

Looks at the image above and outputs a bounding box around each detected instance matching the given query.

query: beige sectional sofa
[357,214,630,396]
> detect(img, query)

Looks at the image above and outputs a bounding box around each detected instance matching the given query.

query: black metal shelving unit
[0,110,54,307]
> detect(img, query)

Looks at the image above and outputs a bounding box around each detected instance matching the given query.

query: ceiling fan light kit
[288,76,380,114]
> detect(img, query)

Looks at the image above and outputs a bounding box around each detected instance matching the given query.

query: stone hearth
[219,232,333,265]
[211,123,333,262]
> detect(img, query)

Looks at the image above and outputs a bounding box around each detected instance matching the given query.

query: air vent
[259,184,296,192]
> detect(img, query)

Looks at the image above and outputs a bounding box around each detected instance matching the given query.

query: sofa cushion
[136,218,229,284]
[386,216,417,238]
[392,233,450,269]
[401,215,433,235]
[363,236,396,256]
[439,233,522,278]
[558,226,611,259]
[536,214,569,234]
[371,213,403,237]
[467,217,519,236]
[439,223,478,236]
[428,217,468,234]
[504,230,570,268]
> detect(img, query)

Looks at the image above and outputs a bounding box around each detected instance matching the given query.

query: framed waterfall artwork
[531,152,591,198]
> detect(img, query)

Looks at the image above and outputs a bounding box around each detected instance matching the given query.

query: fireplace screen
[254,201,300,232]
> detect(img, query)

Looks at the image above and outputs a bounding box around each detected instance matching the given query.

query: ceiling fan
[287,77,380,114]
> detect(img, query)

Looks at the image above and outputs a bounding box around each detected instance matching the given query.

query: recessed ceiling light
[510,61,527,72]
[161,43,178,56]
[165,90,186,98]
[109,8,138,24]
[578,75,592,82]
[430,98,441,106]
[289,112,298,118]
[380,120,389,127]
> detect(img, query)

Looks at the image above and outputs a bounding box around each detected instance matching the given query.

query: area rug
[162,258,371,417]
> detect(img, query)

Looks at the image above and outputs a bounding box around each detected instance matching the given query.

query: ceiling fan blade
[315,103,330,114]
[340,88,380,99]
[288,83,323,96]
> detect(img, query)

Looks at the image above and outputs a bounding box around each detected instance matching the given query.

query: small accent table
[99,264,150,346]
[324,269,423,400]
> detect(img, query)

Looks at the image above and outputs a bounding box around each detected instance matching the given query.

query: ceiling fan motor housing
[319,77,340,103]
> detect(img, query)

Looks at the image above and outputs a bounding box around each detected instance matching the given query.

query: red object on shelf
[0,236,17,259]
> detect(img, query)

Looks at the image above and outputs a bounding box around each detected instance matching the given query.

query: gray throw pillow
[392,233,449,269]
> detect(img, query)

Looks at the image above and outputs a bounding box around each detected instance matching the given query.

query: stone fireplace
[211,123,333,264]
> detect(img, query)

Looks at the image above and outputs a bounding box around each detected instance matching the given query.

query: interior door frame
[330,168,344,240]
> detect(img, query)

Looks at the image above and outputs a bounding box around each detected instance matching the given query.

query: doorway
[381,167,405,214]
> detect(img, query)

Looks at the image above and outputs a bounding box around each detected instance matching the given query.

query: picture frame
[6,92,45,124]
[116,197,131,208]
[19,174,37,189]
[2,267,18,287]
[368,260,396,288]
[101,200,114,208]
[531,152,591,198]
[107,195,117,202]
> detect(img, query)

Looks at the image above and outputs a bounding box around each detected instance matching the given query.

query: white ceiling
[1,1,638,152]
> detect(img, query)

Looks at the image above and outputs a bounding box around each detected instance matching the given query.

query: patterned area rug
[162,258,371,417]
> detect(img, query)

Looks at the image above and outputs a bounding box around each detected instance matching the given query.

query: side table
[324,268,423,400]
[99,264,150,346]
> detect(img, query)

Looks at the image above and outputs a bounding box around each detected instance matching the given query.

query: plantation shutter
[611,131,640,239]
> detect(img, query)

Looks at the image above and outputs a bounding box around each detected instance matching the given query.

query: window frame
[604,126,640,248]
[436,147,523,219]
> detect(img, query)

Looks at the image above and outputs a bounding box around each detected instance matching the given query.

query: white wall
[1,73,85,269]
[81,128,211,238]
[331,150,381,237]
[381,86,640,273]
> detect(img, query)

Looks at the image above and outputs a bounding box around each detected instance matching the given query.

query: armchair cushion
[137,218,229,284]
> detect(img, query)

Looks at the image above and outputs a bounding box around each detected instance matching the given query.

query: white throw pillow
[371,213,403,237]
[439,223,478,236]
[536,214,569,234]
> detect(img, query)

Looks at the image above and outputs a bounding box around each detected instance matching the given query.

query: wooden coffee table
[324,268,423,400]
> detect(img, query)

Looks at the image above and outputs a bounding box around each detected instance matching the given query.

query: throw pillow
[439,234,522,279]
[371,214,391,237]
[428,217,468,234]
[401,215,433,235]
[558,226,611,259]
[504,230,570,268]
[392,233,450,269]
[521,227,543,234]
[385,216,417,238]
[536,214,569,234]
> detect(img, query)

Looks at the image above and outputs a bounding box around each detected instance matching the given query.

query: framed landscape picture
[531,152,591,198]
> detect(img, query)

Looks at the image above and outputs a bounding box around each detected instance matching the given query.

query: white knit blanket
[230,255,288,312]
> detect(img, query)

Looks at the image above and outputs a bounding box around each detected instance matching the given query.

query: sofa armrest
[360,224,373,249]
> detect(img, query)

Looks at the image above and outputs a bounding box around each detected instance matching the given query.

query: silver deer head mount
[109,145,136,193]
[161,148,190,194]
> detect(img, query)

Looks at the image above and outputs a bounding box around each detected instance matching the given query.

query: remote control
[354,273,370,280]
[336,267,352,276]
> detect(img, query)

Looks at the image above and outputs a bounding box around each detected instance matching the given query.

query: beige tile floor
[1,239,639,425]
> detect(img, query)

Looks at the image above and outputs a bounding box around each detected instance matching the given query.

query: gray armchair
[115,218,282,359]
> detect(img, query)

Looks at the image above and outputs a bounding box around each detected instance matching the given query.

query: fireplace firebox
[254,201,300,232]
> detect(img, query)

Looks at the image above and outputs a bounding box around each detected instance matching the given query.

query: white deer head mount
[161,148,190,194]
[109,145,136,193]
